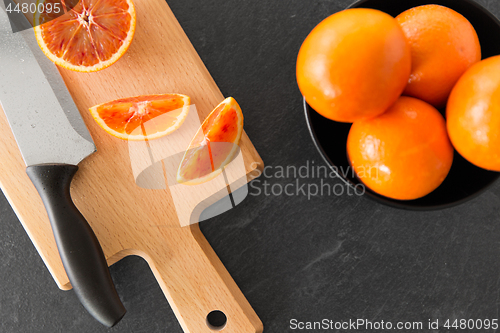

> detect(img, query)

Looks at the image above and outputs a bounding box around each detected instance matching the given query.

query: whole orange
[347,96,454,200]
[297,8,411,123]
[396,5,481,108]
[447,56,500,171]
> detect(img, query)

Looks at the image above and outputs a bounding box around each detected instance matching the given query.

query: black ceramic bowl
[304,0,500,210]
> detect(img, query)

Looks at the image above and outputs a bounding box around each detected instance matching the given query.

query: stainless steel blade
[0,4,95,167]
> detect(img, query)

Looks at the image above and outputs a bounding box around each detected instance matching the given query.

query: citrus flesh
[347,96,454,200]
[177,97,244,185]
[89,94,190,141]
[297,8,411,123]
[396,5,481,108]
[34,0,136,72]
[447,56,500,171]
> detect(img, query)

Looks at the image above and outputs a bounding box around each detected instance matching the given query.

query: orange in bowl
[347,96,454,200]
[396,4,481,108]
[297,8,411,123]
[447,55,500,172]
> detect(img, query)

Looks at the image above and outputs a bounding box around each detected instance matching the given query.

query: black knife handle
[26,164,126,327]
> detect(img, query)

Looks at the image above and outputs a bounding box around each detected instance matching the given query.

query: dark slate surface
[2,0,500,332]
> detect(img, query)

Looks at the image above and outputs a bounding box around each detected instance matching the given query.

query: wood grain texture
[0,0,264,332]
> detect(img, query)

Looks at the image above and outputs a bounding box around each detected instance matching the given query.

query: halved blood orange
[34,0,136,72]
[89,94,190,141]
[177,97,244,185]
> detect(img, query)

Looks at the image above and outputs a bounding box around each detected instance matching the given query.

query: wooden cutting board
[0,0,264,332]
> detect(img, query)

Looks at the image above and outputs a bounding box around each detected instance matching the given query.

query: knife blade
[0,5,126,327]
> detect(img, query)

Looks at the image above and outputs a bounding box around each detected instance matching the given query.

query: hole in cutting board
[206,310,227,331]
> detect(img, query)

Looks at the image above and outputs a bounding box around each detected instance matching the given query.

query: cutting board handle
[142,225,263,333]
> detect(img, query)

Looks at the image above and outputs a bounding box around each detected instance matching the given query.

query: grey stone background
[2,0,500,332]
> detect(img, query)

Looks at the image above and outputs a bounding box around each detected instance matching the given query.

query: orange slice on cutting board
[177,97,244,185]
[90,94,190,140]
[34,0,136,72]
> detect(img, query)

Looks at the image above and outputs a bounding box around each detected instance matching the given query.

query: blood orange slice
[34,0,136,72]
[89,94,190,141]
[177,97,244,185]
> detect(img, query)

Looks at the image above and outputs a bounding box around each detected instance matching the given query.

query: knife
[0,5,126,327]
